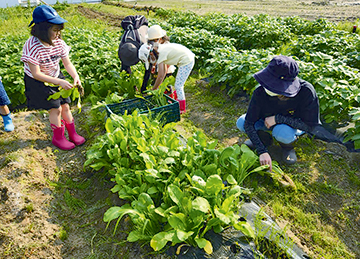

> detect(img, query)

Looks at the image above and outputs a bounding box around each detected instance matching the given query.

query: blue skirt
[0,77,11,106]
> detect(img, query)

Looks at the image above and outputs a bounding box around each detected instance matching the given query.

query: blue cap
[29,5,67,27]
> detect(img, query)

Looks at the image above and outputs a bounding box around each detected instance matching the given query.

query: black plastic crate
[105,94,180,125]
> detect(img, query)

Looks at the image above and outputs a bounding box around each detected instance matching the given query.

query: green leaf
[233,221,255,238]
[168,213,186,230]
[226,174,237,185]
[200,218,221,237]
[105,118,114,133]
[202,163,217,174]
[214,207,231,225]
[132,193,154,213]
[168,184,184,206]
[354,139,360,150]
[127,230,143,242]
[62,88,73,98]
[192,197,210,213]
[205,175,223,196]
[195,237,207,248]
[176,229,194,242]
[221,195,235,212]
[103,206,123,223]
[47,91,61,100]
[103,204,144,235]
[219,146,236,167]
[164,157,176,165]
[228,185,242,197]
[90,161,109,170]
[350,134,360,141]
[150,231,175,251]
[195,237,213,254]
[147,186,158,195]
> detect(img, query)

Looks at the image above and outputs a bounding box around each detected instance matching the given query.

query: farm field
[125,0,360,21]
[1,1,360,259]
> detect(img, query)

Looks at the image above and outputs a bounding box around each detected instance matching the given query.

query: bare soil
[1,2,360,259]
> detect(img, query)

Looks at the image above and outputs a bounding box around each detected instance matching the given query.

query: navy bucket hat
[29,5,67,27]
[254,55,300,97]
[118,42,140,66]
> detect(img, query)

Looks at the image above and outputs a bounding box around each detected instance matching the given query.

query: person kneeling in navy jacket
[236,55,320,171]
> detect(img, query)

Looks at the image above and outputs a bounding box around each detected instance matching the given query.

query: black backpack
[118,15,148,68]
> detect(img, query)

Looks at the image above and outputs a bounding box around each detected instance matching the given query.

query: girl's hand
[73,75,82,88]
[265,116,276,129]
[259,152,272,172]
[58,79,74,90]
[73,76,84,96]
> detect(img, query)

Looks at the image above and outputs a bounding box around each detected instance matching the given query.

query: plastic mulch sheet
[166,199,309,259]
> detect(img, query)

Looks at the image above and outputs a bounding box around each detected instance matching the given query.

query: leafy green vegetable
[47,87,82,113]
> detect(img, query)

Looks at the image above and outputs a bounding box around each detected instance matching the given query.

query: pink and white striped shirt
[21,36,70,78]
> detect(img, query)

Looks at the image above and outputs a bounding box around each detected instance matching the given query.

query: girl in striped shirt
[21,5,85,150]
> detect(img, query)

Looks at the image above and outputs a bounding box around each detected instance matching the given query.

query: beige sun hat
[148,25,166,40]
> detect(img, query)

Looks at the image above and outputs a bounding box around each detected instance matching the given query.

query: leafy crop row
[156,9,336,50]
[85,112,287,254]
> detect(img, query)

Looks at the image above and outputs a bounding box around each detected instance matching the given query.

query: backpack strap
[121,28,141,46]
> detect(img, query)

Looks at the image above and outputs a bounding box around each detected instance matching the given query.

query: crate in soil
[105,94,180,124]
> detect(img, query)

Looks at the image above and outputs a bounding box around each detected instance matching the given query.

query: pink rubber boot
[51,123,75,150]
[63,119,86,146]
[179,100,186,114]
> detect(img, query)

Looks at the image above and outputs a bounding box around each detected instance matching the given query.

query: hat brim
[254,67,300,97]
[48,16,67,25]
[28,16,67,27]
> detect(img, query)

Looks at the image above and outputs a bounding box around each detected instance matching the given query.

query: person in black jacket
[117,15,150,93]
[236,55,321,171]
